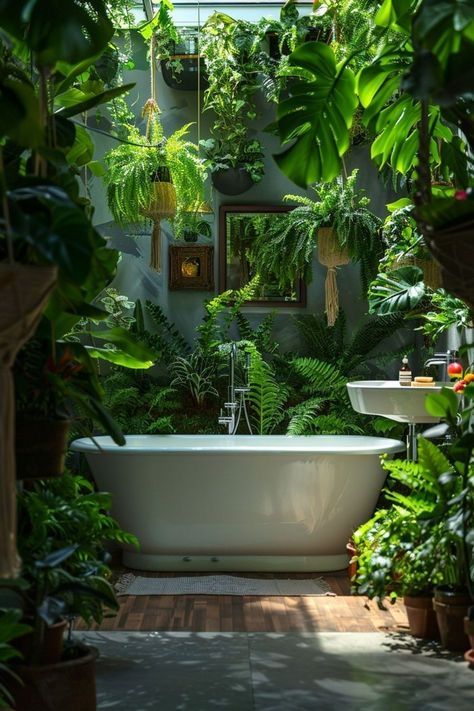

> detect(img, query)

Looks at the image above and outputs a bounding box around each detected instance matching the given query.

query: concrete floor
[79,631,474,710]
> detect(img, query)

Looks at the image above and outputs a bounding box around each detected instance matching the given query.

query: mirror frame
[219,204,307,307]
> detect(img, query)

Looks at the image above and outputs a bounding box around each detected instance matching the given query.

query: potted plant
[104,98,206,269]
[0,0,135,578]
[200,13,265,193]
[175,207,213,243]
[423,388,474,652]
[380,199,442,290]
[1,473,138,710]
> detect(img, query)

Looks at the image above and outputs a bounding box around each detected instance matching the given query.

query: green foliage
[274,41,358,186]
[368,266,426,315]
[249,170,383,292]
[200,13,264,182]
[171,354,219,407]
[422,290,473,342]
[354,397,474,602]
[104,103,206,226]
[247,346,287,435]
[272,0,472,189]
[0,609,31,709]
[285,310,405,436]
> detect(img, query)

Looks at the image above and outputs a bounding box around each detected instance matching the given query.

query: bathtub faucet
[218,343,253,435]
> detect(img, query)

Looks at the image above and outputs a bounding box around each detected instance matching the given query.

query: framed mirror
[219,205,306,306]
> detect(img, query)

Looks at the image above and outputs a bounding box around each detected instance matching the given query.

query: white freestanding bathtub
[71,435,405,572]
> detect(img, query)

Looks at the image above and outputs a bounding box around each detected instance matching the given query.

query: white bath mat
[115,574,334,597]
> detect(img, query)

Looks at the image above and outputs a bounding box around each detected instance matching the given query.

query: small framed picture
[169,244,214,291]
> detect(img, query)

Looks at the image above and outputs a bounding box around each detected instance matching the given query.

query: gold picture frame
[169,244,214,291]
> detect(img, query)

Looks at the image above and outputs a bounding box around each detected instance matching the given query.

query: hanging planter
[0,264,57,578]
[317,227,350,327]
[211,166,254,196]
[158,30,208,91]
[394,255,442,291]
[140,168,177,272]
[424,217,474,310]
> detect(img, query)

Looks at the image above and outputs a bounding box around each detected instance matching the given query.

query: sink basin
[347,380,448,424]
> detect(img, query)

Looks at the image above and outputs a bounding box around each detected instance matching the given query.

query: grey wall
[89,60,412,361]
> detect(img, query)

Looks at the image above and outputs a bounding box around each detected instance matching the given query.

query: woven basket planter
[424,218,474,309]
[394,255,442,290]
[0,263,57,578]
[140,181,177,271]
[317,227,350,327]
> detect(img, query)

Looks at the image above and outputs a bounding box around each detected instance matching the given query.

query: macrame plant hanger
[141,35,177,272]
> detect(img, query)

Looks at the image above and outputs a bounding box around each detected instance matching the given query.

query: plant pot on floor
[346,540,357,581]
[211,166,254,196]
[433,587,471,652]
[14,619,68,665]
[404,595,439,639]
[15,418,70,479]
[10,643,98,711]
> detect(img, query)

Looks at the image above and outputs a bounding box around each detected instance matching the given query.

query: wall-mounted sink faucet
[218,342,253,435]
[424,350,458,382]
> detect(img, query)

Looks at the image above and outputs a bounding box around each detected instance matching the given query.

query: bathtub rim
[70,434,405,456]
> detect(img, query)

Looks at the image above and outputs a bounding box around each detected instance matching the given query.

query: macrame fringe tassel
[150,221,162,272]
[325,266,339,328]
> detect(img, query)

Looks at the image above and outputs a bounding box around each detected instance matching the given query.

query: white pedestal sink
[346,380,447,424]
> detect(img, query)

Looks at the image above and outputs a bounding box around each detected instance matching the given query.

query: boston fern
[104,99,206,226]
[249,169,383,292]
[285,310,406,436]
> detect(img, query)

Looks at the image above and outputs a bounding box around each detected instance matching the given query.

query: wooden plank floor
[76,570,408,633]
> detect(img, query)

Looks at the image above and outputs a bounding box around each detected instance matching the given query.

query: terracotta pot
[404,594,439,639]
[433,587,471,652]
[211,166,254,195]
[14,619,67,665]
[15,418,70,479]
[464,616,474,649]
[11,643,97,711]
[346,540,357,580]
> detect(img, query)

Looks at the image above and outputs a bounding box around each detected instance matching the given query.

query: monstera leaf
[0,0,113,66]
[368,266,426,315]
[273,42,358,187]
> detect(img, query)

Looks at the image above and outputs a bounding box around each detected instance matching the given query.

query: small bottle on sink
[399,356,412,386]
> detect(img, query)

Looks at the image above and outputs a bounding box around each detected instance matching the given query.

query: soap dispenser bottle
[399,356,412,386]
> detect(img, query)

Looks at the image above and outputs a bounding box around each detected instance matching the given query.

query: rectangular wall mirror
[219,205,306,306]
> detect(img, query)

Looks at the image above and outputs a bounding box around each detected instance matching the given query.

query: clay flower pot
[14,619,68,665]
[433,587,471,652]
[11,643,98,711]
[404,594,439,640]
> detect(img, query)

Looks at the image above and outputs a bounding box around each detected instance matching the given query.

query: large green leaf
[0,0,113,67]
[273,42,358,187]
[56,83,135,118]
[368,266,425,314]
[0,76,43,148]
[85,347,154,369]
